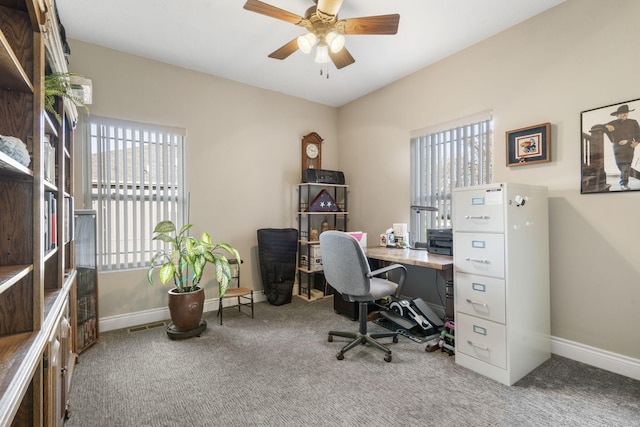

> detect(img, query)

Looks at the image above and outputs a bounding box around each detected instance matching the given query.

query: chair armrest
[368,263,407,298]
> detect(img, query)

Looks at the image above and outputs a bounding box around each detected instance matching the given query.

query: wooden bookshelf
[0,1,78,425]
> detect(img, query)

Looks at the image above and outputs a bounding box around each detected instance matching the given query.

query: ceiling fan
[243,0,400,70]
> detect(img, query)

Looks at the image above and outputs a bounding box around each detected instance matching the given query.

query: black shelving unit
[74,210,99,352]
[296,183,348,300]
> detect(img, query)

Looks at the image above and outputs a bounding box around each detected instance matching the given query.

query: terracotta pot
[168,287,205,331]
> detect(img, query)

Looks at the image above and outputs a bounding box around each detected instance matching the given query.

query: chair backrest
[320,230,372,297]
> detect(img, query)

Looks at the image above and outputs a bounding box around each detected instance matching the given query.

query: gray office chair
[320,230,406,362]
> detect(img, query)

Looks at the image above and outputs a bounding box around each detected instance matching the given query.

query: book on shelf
[44,198,49,251]
[44,192,57,250]
[63,196,74,243]
[43,134,56,185]
[51,195,56,248]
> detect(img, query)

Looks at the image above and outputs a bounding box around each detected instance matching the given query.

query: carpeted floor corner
[65,297,640,426]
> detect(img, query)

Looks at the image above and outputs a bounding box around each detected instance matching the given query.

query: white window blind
[410,111,492,244]
[83,116,186,271]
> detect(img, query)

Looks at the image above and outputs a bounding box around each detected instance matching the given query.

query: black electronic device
[302,168,345,185]
[381,297,444,337]
[411,298,444,328]
[426,228,453,256]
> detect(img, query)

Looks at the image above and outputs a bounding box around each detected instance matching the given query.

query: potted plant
[146,220,241,336]
[44,72,90,124]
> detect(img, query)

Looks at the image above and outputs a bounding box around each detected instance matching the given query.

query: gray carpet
[66,297,640,426]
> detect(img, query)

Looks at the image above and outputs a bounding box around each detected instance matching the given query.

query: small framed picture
[580,97,640,193]
[506,123,551,167]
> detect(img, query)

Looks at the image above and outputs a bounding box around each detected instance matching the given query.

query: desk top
[364,246,453,270]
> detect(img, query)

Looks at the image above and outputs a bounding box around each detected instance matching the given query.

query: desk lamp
[410,205,438,250]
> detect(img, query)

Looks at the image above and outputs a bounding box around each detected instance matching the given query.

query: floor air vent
[128,322,166,333]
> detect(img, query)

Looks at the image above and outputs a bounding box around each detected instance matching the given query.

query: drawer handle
[467,340,489,351]
[465,257,489,264]
[466,298,488,308]
[464,215,490,220]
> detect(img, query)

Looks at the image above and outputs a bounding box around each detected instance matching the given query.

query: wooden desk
[364,247,453,271]
[364,246,454,321]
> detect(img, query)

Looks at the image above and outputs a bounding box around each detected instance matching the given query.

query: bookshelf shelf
[0,264,32,296]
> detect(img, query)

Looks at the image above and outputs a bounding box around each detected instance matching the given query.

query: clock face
[301,132,323,172]
[306,143,319,159]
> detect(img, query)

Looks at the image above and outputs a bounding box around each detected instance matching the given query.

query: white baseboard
[100,299,640,382]
[100,292,267,333]
[551,336,640,381]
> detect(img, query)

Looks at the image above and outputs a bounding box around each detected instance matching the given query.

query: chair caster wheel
[393,336,399,343]
[384,354,392,362]
[337,352,344,360]
[328,335,333,342]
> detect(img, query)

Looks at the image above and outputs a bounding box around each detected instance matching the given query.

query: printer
[426,228,453,256]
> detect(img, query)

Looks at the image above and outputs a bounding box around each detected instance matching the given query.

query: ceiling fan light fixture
[297,32,317,54]
[314,43,330,64]
[326,31,345,53]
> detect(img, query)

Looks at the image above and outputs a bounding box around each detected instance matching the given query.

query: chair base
[217,288,254,325]
[328,330,398,362]
[328,301,398,362]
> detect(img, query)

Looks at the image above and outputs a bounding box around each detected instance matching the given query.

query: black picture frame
[580,97,640,194]
[506,123,551,167]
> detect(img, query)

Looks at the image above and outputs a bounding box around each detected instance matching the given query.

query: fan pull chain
[319,63,330,79]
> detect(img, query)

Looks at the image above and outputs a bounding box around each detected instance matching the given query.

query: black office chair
[320,230,406,362]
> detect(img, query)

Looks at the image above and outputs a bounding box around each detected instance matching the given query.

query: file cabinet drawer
[457,313,507,369]
[454,233,505,278]
[455,273,506,323]
[453,187,505,233]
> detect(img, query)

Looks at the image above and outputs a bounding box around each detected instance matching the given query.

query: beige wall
[67,40,338,319]
[68,0,639,360]
[338,0,640,359]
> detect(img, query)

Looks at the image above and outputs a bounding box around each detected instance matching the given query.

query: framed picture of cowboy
[581,97,640,194]
[506,122,551,167]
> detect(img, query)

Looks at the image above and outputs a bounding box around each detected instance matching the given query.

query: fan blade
[342,14,400,35]
[329,47,355,69]
[243,0,304,24]
[317,0,344,17]
[268,38,300,60]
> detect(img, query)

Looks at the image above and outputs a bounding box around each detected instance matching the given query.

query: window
[83,116,186,271]
[410,111,492,244]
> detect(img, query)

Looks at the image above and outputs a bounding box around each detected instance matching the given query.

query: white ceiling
[56,0,565,107]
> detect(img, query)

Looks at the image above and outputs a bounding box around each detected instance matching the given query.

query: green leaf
[179,223,193,235]
[184,237,196,255]
[200,232,212,245]
[159,262,175,284]
[216,242,241,263]
[170,249,181,265]
[147,268,155,285]
[216,259,230,298]
[154,220,176,234]
[219,278,228,299]
[203,251,216,263]
[153,234,175,243]
[193,256,205,280]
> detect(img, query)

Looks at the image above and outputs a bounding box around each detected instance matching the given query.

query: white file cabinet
[453,183,550,386]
